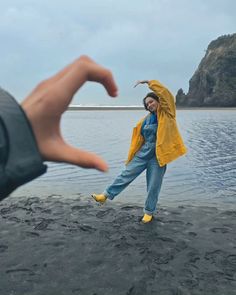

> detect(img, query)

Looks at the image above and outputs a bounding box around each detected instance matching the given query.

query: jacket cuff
[148,79,163,89]
[0,87,47,200]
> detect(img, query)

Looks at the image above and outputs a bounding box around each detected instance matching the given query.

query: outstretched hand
[21,55,118,172]
[133,80,149,88]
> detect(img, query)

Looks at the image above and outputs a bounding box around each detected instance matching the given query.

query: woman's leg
[104,155,147,200]
[144,157,166,215]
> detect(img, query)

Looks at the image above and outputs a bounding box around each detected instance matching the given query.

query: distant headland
[176,33,236,107]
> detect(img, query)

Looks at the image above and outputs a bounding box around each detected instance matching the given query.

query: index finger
[57,56,118,99]
[133,81,140,88]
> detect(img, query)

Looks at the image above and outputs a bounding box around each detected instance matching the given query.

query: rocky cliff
[176,34,236,107]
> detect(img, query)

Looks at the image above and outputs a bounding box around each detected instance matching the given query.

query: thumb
[46,142,109,172]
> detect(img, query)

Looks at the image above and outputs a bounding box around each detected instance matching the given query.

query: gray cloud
[0,0,235,105]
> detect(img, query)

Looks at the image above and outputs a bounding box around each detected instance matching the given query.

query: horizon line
[67,105,236,111]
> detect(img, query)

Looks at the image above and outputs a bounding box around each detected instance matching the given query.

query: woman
[92,79,187,223]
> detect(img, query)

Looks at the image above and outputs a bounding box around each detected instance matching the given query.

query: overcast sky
[0,0,235,105]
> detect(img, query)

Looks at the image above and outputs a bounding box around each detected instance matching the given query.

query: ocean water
[12,109,236,208]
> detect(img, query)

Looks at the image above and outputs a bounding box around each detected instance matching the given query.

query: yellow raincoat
[126,80,187,167]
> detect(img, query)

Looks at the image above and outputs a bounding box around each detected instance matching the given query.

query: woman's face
[145,97,159,113]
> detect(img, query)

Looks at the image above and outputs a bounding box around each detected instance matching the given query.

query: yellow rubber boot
[91,194,107,204]
[141,213,153,223]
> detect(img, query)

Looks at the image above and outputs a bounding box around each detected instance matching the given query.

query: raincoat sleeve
[148,80,176,118]
[0,87,47,201]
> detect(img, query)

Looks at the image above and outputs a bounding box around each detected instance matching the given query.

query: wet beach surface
[0,195,236,295]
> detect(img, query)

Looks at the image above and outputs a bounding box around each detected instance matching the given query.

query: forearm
[0,88,47,201]
[148,80,176,117]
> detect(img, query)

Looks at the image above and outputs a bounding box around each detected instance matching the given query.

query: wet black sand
[0,195,236,295]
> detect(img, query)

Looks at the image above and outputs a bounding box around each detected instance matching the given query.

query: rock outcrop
[176,34,236,107]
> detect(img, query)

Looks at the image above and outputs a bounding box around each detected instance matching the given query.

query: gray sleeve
[0,87,47,201]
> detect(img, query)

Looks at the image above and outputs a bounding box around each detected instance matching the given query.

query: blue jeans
[104,149,166,215]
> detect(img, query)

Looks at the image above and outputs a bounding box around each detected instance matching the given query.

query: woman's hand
[21,55,118,172]
[133,80,149,88]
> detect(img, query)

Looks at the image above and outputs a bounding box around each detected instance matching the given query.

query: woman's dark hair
[143,92,160,111]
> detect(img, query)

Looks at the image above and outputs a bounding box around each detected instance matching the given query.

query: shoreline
[11,188,236,212]
[67,105,236,111]
[1,195,236,294]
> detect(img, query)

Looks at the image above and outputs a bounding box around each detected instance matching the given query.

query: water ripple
[13,110,236,207]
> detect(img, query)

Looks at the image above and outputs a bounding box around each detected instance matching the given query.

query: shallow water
[13,109,236,208]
